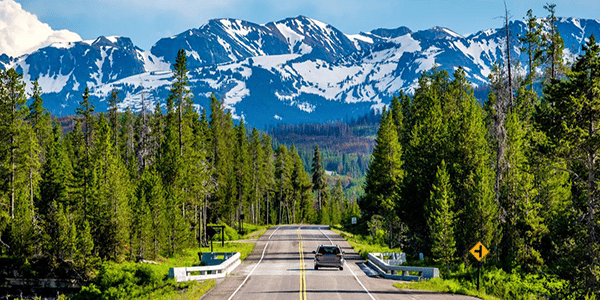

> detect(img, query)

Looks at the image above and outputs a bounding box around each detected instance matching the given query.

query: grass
[134,279,217,300]
[394,279,500,300]
[72,225,268,300]
[330,227,402,259]
[241,223,271,240]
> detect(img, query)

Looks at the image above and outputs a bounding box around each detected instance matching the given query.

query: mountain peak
[368,26,412,39]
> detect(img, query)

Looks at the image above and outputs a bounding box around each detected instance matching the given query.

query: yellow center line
[298,229,307,300]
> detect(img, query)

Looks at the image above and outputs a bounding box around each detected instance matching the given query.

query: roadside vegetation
[71,223,264,300]
[331,226,401,259]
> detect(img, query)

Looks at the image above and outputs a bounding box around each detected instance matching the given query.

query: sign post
[207,225,226,253]
[469,242,489,291]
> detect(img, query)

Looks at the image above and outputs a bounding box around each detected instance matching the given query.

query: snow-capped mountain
[2,16,599,127]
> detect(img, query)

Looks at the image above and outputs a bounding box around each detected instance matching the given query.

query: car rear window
[318,246,340,254]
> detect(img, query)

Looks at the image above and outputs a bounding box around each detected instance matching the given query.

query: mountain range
[1,15,599,127]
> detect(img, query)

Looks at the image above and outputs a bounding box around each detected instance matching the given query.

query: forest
[360,6,600,297]
[0,4,599,299]
[0,49,356,283]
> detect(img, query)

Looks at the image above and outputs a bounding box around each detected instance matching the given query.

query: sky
[5,0,600,54]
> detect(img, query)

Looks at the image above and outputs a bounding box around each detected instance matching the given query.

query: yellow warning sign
[469,242,489,261]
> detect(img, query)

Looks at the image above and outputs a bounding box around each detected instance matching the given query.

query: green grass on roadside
[394,279,500,300]
[71,224,267,300]
[330,227,402,259]
[241,223,271,240]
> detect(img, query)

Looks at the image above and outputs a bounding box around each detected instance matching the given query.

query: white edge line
[268,226,281,239]
[227,241,270,300]
[319,227,376,300]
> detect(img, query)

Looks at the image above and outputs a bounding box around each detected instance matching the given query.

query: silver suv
[312,245,345,270]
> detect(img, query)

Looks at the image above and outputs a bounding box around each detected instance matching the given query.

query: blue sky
[14,0,600,50]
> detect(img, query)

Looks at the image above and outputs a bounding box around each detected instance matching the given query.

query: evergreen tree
[28,79,52,158]
[291,145,313,223]
[0,69,29,220]
[519,9,544,90]
[541,35,600,294]
[275,145,292,224]
[40,121,71,262]
[361,108,403,247]
[108,89,120,152]
[90,114,132,260]
[168,49,192,155]
[234,120,251,231]
[261,134,275,225]
[133,167,158,260]
[329,180,344,225]
[74,88,95,213]
[311,145,326,212]
[542,3,565,81]
[119,108,136,176]
[249,128,265,224]
[427,160,456,271]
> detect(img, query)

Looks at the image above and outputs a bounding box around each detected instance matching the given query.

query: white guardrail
[367,253,439,281]
[169,252,241,282]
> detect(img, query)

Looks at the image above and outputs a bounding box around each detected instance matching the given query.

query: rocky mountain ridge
[1,15,599,127]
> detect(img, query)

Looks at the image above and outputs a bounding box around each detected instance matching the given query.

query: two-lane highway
[201,225,478,300]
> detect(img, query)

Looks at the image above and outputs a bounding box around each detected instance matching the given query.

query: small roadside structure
[169,252,241,282]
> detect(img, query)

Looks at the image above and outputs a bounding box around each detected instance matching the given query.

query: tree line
[0,49,355,277]
[360,5,599,296]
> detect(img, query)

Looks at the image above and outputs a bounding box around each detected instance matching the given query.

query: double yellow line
[297,228,307,300]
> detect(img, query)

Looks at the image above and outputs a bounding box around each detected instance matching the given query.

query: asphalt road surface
[201,225,478,300]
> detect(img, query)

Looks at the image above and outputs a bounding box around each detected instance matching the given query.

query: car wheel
[339,266,343,270]
[314,265,318,270]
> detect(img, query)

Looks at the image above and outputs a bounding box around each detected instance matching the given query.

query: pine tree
[133,168,157,260]
[261,134,275,225]
[40,121,71,262]
[519,9,544,91]
[168,49,192,155]
[311,145,326,212]
[275,145,292,224]
[28,79,52,157]
[108,89,120,152]
[0,69,29,220]
[234,120,251,231]
[542,3,565,81]
[119,108,136,176]
[92,114,132,260]
[249,128,265,224]
[291,145,313,223]
[427,160,456,271]
[541,35,600,294]
[74,88,95,213]
[329,180,344,225]
[361,108,403,247]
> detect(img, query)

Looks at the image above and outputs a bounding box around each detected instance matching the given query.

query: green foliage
[396,265,570,300]
[331,227,402,260]
[427,160,456,270]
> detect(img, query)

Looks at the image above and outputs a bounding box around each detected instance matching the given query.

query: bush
[72,261,163,300]
[210,223,240,241]
[397,264,571,300]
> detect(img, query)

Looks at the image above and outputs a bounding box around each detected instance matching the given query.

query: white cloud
[0,0,81,57]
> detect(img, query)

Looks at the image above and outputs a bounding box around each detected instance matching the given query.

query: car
[312,245,345,270]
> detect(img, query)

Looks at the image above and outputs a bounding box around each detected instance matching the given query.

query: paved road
[201,225,478,300]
